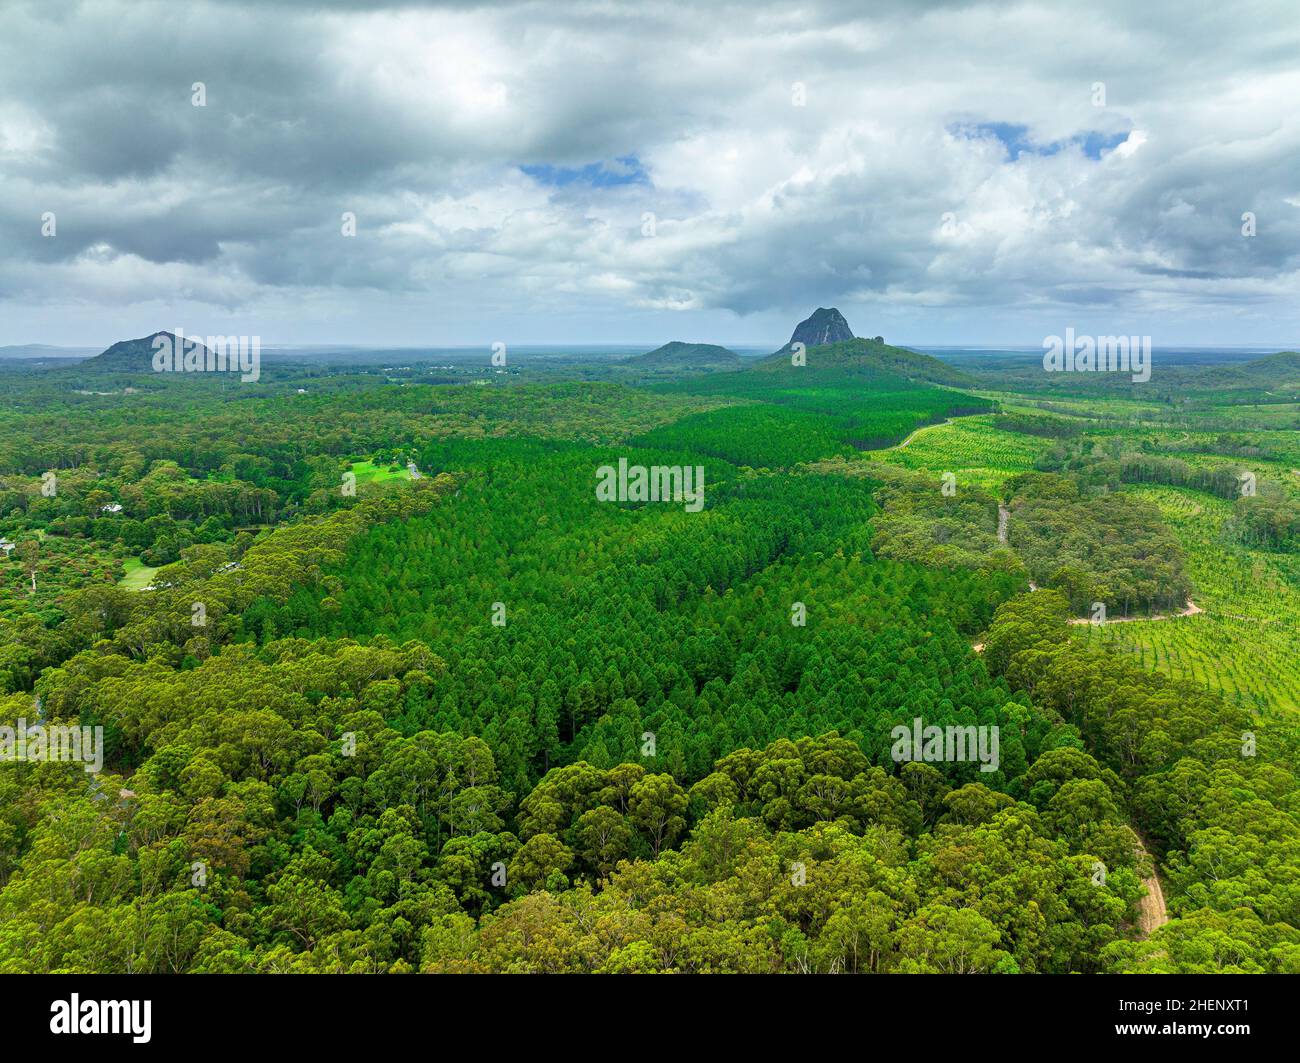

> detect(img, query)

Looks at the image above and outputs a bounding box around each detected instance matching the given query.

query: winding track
[890,417,953,449]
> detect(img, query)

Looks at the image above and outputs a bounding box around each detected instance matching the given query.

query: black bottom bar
[3,973,1289,1051]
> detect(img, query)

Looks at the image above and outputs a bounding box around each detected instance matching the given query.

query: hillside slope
[76,331,213,374]
[624,341,741,370]
[757,336,975,387]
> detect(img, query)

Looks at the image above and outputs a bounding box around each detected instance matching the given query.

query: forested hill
[755,336,975,387]
[78,332,210,373]
[1190,350,1300,390]
[623,342,741,370]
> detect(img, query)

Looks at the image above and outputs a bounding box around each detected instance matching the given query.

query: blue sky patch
[520,154,650,189]
[952,122,1130,161]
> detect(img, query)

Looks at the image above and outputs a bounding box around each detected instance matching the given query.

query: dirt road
[1068,600,1202,626]
[1134,833,1169,938]
[891,418,953,449]
[997,505,1037,590]
[991,508,1171,941]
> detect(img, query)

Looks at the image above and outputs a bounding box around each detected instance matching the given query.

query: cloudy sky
[2,0,1298,349]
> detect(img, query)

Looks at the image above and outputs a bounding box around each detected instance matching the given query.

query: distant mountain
[83,332,211,373]
[625,341,741,369]
[1180,350,1300,400]
[756,309,974,386]
[0,344,99,361]
[775,307,855,353]
[1194,350,1300,388]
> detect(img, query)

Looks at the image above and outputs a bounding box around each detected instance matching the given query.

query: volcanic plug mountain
[781,307,855,351]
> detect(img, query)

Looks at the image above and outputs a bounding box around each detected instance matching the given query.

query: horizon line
[3,340,1296,353]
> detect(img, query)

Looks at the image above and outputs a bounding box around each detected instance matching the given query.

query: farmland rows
[1077,484,1300,715]
[866,414,1048,493]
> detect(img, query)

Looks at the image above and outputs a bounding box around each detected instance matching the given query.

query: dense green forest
[1005,472,1194,616]
[1,340,1297,974]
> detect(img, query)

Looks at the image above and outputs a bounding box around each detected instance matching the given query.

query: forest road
[995,505,1170,942]
[1135,833,1169,938]
[997,504,1036,588]
[891,418,953,449]
[1067,600,1202,625]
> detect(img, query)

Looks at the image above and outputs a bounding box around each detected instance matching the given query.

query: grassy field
[1077,485,1300,716]
[863,414,1049,494]
[118,556,159,592]
[1221,402,1300,428]
[350,460,411,485]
